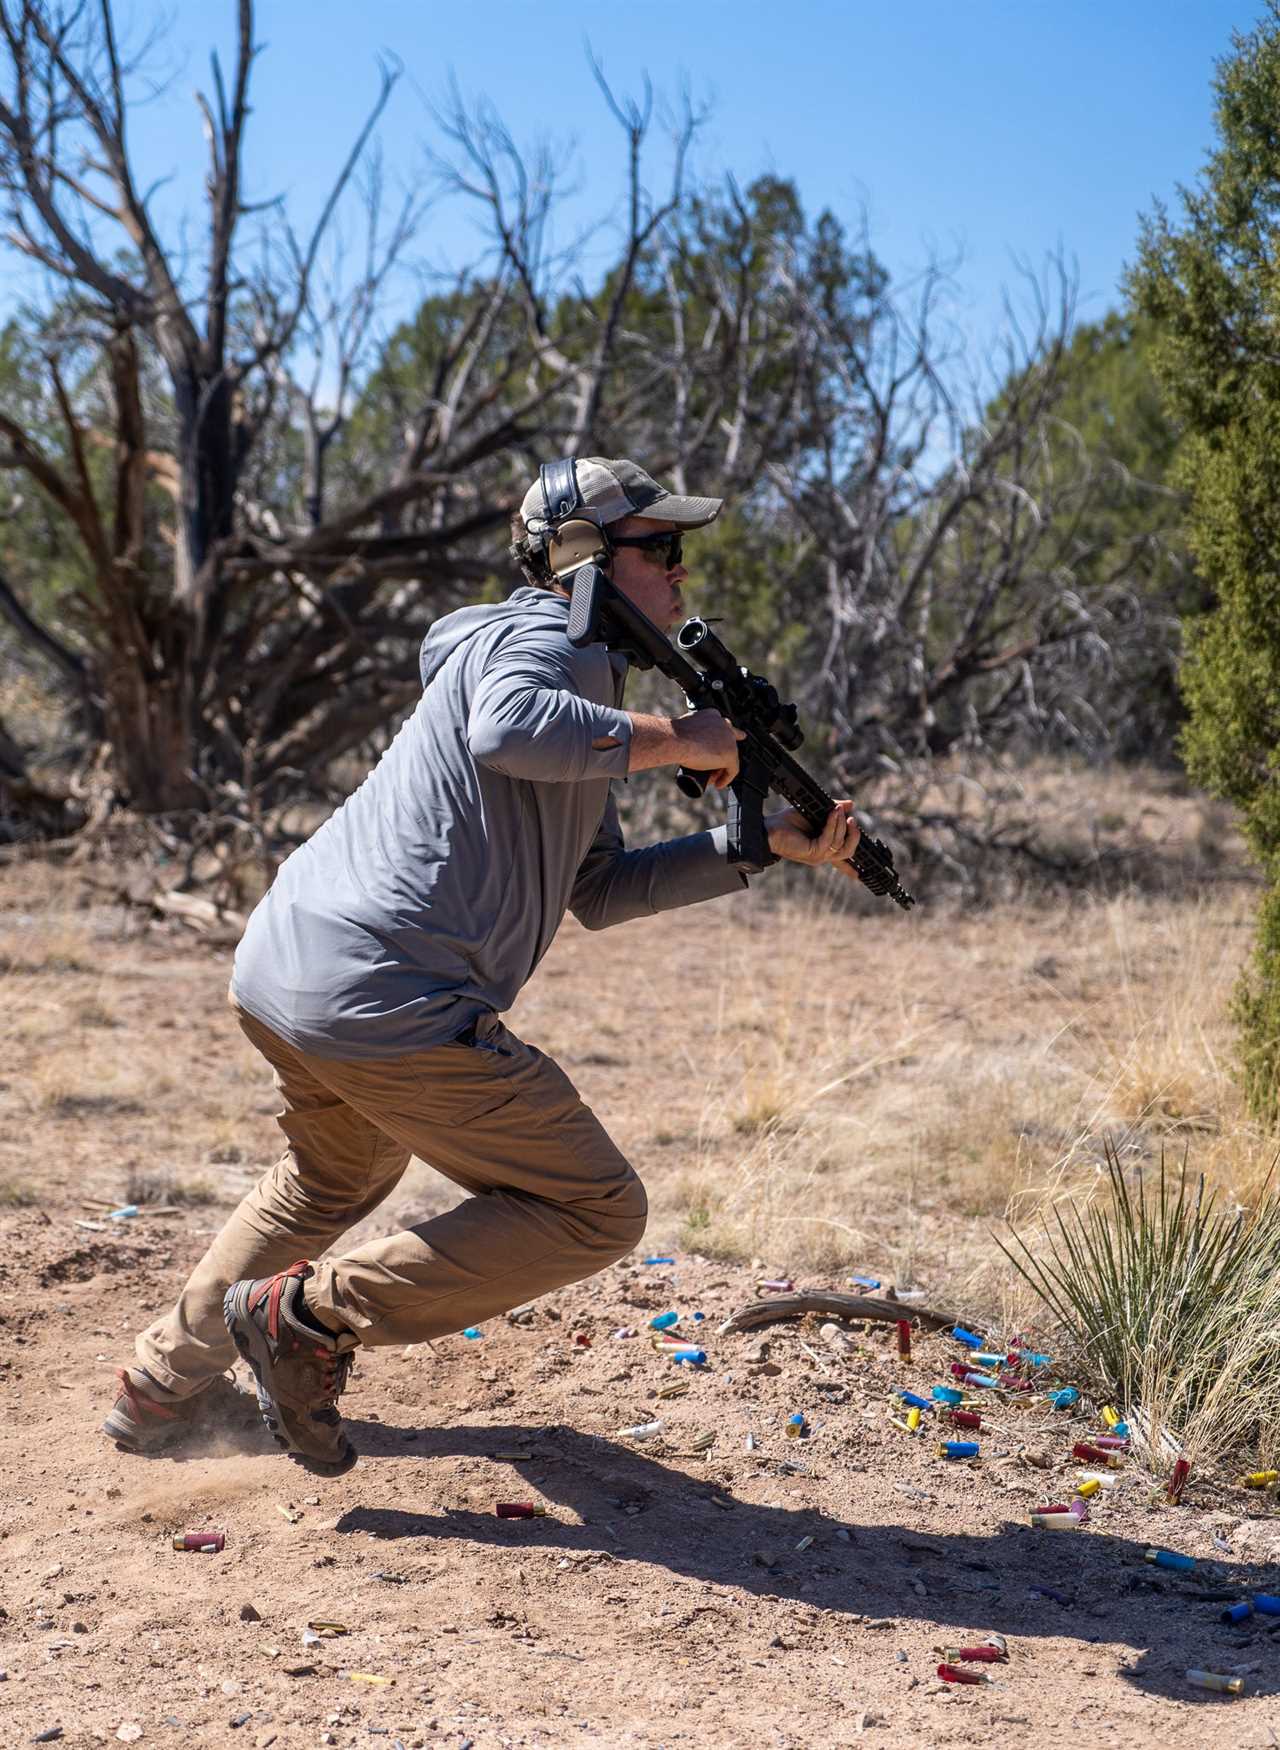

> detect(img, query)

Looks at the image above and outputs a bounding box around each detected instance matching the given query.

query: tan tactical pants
[132,999,647,1397]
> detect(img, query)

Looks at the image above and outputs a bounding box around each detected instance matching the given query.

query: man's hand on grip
[673,709,745,789]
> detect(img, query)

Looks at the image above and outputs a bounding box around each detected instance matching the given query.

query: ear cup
[547,518,608,577]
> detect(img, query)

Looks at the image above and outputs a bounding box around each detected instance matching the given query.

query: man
[103,456,859,1475]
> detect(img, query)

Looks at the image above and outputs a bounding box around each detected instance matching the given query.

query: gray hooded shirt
[230,586,748,1059]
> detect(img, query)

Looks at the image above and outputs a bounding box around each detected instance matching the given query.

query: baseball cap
[519,456,723,537]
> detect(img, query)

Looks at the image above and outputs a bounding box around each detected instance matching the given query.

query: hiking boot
[222,1260,359,1476]
[103,1367,257,1454]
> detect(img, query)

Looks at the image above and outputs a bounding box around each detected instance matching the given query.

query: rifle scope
[676,618,804,751]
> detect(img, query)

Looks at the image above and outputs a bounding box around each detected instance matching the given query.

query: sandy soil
[2,853,1279,1748]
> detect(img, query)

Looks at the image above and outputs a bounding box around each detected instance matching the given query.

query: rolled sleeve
[467,633,633,782]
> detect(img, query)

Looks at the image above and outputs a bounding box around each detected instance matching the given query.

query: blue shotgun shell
[849,1274,881,1288]
[1253,1595,1280,1615]
[643,1256,675,1265]
[1145,1548,1195,1572]
[650,1312,679,1331]
[462,1326,483,1339]
[897,1391,932,1411]
[937,1440,979,1459]
[951,1327,983,1348]
[1046,1388,1079,1409]
[932,1386,964,1405]
[1113,1420,1130,1437]
[1222,1601,1254,1624]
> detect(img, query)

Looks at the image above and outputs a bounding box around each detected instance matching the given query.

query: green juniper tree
[1129,5,1280,1121]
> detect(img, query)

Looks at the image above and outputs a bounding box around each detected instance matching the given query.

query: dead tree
[0,1,572,838]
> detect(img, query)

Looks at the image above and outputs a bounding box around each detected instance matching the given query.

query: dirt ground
[3,844,1280,1749]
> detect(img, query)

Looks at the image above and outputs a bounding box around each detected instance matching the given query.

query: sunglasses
[610,530,683,569]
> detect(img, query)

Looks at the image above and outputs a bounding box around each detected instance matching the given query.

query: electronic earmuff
[546,516,609,578]
[536,457,611,579]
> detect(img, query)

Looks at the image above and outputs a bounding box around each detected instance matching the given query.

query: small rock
[239,1603,262,1622]
[895,1649,909,1662]
[220,1679,240,1697]
[768,1634,791,1649]
[32,1732,64,1745]
[116,1728,143,1744]
[43,1564,64,1581]
[228,1715,252,1730]
[835,1528,853,1542]
[71,1623,88,1634]
[320,1737,336,1747]
[302,1496,320,1507]
[254,1734,278,1749]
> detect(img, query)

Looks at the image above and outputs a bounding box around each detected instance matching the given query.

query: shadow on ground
[321,1414,1276,1708]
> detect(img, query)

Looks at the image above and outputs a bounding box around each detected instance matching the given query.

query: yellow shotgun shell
[1240,1470,1279,1489]
[1075,1478,1102,1500]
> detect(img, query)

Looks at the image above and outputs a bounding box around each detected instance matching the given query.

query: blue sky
[26,3,1255,366]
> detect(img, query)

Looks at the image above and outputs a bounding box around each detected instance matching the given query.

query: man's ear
[547,517,608,578]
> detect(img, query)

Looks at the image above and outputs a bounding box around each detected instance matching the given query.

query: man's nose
[670,562,689,583]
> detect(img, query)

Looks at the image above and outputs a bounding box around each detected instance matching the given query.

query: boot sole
[222,1282,357,1478]
[100,1408,183,1453]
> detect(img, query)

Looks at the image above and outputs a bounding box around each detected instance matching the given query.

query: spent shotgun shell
[936,1662,992,1685]
[848,1274,881,1289]
[1145,1548,1195,1572]
[1100,1404,1120,1427]
[906,1406,922,1432]
[1074,1478,1102,1500]
[1167,1456,1192,1504]
[1090,1435,1129,1451]
[650,1312,679,1331]
[937,1440,979,1460]
[172,1532,225,1552]
[757,1279,794,1293]
[1221,1601,1254,1624]
[932,1386,963,1405]
[1072,1442,1122,1468]
[785,1412,807,1439]
[896,1320,912,1360]
[945,1408,982,1430]
[1029,1512,1080,1530]
[1241,1470,1280,1489]
[1252,1595,1280,1615]
[951,1327,984,1349]
[937,1644,1006,1663]
[1046,1388,1079,1409]
[1186,1670,1244,1696]
[897,1390,932,1411]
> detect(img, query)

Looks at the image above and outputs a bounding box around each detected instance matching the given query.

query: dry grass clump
[1000,1143,1280,1470]
[121,1166,220,1207]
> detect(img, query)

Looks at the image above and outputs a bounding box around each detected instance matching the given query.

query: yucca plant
[998,1140,1280,1467]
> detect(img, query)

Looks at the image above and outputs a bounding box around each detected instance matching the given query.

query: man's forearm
[593,711,738,776]
[592,713,680,773]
